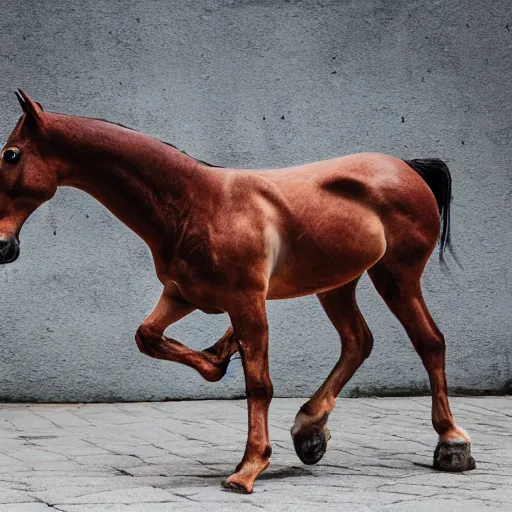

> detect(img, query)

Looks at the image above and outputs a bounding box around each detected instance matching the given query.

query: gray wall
[0,0,510,401]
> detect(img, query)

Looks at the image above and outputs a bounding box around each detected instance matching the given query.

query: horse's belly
[266,269,360,299]
[266,210,386,299]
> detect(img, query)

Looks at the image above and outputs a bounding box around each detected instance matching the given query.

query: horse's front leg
[202,326,239,367]
[221,295,273,494]
[136,287,236,382]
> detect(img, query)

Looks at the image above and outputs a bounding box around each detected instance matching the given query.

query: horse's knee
[135,325,158,355]
[246,379,274,402]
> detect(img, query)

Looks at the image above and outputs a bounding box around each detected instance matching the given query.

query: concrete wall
[0,0,510,401]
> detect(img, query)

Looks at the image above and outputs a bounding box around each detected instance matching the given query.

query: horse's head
[0,90,58,264]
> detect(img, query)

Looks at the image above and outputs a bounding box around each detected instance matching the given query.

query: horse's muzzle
[0,237,20,264]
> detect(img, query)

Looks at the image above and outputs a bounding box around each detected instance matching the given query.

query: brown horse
[1,90,475,493]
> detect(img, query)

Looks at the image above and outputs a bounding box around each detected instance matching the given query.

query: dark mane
[93,118,222,168]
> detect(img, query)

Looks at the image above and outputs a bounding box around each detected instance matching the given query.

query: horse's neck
[54,115,219,255]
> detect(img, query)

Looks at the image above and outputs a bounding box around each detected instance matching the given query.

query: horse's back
[260,152,440,251]
[260,152,424,200]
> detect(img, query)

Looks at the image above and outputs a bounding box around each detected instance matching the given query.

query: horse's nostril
[0,238,19,264]
[0,241,11,257]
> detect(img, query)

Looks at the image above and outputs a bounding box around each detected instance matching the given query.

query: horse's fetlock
[433,417,455,436]
[244,442,272,463]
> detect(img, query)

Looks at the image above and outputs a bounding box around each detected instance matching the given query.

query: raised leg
[368,262,475,471]
[221,295,273,493]
[136,287,237,382]
[291,277,374,464]
[202,326,238,365]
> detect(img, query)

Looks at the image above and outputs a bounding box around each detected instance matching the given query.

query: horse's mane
[92,118,223,169]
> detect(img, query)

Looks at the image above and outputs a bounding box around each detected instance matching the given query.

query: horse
[0,90,475,493]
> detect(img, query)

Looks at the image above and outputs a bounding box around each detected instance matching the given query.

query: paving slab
[0,397,510,511]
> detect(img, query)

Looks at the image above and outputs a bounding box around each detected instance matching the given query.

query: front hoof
[221,477,252,494]
[433,441,476,472]
[293,427,327,465]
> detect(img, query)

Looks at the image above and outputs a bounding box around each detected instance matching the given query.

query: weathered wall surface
[0,0,510,401]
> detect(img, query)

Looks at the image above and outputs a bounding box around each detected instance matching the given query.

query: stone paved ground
[0,397,510,511]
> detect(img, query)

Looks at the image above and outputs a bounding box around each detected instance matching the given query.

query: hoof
[433,441,476,472]
[221,479,252,494]
[292,426,327,465]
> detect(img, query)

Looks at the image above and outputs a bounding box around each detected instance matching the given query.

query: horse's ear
[15,89,44,123]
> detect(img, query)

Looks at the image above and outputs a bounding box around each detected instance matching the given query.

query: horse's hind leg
[368,261,475,472]
[291,277,374,464]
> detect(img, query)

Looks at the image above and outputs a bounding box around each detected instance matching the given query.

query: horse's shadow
[258,466,314,480]
[175,465,314,482]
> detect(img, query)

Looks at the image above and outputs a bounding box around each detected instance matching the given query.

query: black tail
[404,158,457,266]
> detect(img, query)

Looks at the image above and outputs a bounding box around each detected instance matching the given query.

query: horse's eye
[1,147,21,165]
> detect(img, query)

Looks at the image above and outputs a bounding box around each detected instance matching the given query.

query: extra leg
[291,277,374,464]
[221,295,273,493]
[369,262,475,472]
[136,287,238,382]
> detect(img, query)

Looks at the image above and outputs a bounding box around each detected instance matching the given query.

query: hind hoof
[433,441,476,472]
[293,426,327,465]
